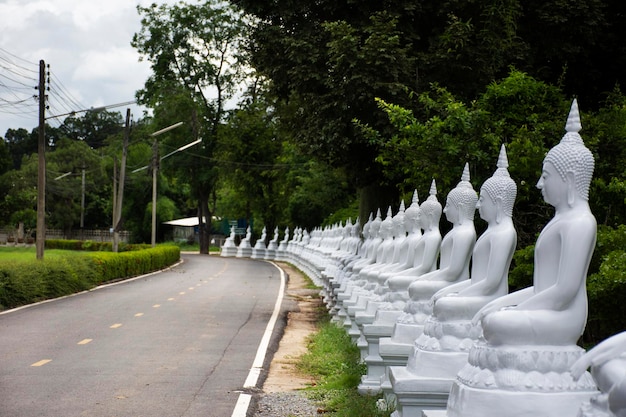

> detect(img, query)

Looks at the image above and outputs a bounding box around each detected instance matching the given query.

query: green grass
[0,246,79,261]
[297,314,395,417]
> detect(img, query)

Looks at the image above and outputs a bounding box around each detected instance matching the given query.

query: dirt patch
[262,262,324,393]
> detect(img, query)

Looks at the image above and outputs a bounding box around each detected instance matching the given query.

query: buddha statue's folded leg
[408,280,454,301]
[434,295,489,322]
[482,308,584,346]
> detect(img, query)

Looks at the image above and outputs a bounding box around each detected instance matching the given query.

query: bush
[0,245,180,311]
[585,249,626,345]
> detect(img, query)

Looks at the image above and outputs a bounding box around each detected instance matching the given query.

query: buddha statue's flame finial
[497,144,509,171]
[429,179,437,199]
[386,206,393,218]
[412,189,419,206]
[376,208,382,219]
[565,98,582,134]
[399,199,406,212]
[461,162,470,183]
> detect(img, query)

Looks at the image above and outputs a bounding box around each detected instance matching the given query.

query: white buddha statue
[389,145,518,416]
[445,99,598,417]
[251,226,267,259]
[571,331,626,417]
[402,163,477,327]
[427,144,517,343]
[220,225,238,257]
[236,225,253,257]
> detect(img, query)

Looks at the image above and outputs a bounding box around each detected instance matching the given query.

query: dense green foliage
[0,246,180,310]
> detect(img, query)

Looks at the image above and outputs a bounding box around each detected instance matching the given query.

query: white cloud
[0,0,179,135]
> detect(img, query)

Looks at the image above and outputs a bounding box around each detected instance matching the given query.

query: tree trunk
[358,183,398,227]
[197,191,210,254]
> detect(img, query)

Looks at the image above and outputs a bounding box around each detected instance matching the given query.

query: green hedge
[0,245,180,310]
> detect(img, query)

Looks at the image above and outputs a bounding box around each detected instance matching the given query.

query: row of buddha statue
[220,99,625,417]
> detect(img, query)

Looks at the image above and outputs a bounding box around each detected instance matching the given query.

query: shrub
[585,249,626,345]
[0,245,180,311]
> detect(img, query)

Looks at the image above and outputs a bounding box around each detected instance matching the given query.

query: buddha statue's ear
[566,170,576,207]
[495,195,503,224]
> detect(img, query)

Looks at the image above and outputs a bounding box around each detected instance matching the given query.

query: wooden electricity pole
[36,59,46,260]
[113,109,131,252]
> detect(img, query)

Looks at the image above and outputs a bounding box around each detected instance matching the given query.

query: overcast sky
[0,0,182,136]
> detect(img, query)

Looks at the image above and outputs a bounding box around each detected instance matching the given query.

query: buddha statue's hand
[472,302,507,326]
[570,355,592,381]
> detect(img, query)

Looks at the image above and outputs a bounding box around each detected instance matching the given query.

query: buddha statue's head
[404,190,421,230]
[352,218,360,237]
[480,144,517,220]
[369,209,383,237]
[393,200,407,235]
[420,179,442,228]
[542,99,594,203]
[362,213,373,239]
[445,163,478,222]
[380,206,394,239]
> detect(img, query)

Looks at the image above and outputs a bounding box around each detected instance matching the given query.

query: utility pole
[36,59,47,260]
[151,137,159,248]
[80,168,85,235]
[113,109,130,252]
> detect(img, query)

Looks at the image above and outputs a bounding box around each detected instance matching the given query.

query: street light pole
[141,121,185,247]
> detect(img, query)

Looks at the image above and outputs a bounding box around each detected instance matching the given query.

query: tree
[218,94,284,239]
[46,138,107,232]
[133,0,248,253]
[58,109,125,149]
[368,70,568,247]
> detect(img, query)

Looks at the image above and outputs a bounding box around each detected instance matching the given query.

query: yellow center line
[110,323,123,329]
[167,298,175,301]
[135,313,144,317]
[78,339,92,345]
[179,292,185,295]
[31,359,52,367]
[188,287,194,291]
[153,304,161,308]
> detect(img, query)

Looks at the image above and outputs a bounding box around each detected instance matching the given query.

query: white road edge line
[231,261,286,417]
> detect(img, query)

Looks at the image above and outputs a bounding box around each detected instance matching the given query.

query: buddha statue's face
[537,161,567,207]
[477,191,497,223]
[443,197,459,224]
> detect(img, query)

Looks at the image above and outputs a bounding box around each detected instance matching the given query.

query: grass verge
[297,313,395,417]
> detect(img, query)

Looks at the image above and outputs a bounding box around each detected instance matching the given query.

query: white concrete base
[220,246,238,257]
[421,410,447,417]
[446,380,598,417]
[388,366,450,417]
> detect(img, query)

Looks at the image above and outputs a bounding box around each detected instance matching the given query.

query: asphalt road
[0,254,285,417]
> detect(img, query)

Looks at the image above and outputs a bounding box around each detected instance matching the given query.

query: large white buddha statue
[445,99,598,417]
[389,145,518,416]
[571,331,626,417]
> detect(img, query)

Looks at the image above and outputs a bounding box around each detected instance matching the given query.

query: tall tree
[59,110,125,149]
[132,0,247,253]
